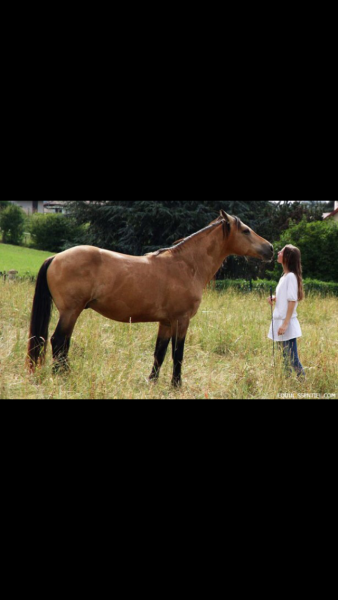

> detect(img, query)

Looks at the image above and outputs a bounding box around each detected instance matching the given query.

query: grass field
[0,281,337,400]
[0,243,52,275]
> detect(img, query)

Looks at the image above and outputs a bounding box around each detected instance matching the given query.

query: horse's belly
[89,298,164,324]
[87,274,202,324]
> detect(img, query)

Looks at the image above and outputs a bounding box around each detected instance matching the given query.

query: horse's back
[46,245,153,314]
[49,245,148,272]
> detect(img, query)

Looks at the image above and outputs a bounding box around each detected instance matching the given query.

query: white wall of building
[10,201,44,214]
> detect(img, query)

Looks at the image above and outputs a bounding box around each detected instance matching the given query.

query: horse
[27,210,273,386]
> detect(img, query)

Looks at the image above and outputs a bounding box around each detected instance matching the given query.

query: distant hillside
[0,244,52,276]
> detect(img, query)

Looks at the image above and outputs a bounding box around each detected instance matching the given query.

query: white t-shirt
[268,273,302,342]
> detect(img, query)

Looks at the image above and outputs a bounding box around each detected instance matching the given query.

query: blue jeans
[280,339,305,377]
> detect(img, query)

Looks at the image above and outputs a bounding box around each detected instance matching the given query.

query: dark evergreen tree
[68,200,272,252]
[67,200,332,279]
[270,201,325,233]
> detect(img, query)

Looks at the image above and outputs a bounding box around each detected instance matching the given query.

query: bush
[0,204,26,245]
[30,214,85,253]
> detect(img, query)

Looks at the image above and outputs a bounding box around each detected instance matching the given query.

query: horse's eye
[243,229,251,235]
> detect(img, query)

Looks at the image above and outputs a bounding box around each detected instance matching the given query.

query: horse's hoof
[149,370,159,382]
[53,361,70,375]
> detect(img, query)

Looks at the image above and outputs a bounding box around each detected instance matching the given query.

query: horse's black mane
[148,214,241,257]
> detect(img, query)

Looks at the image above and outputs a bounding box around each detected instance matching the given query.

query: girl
[268,245,305,377]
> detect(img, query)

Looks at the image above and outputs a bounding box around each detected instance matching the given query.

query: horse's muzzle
[261,244,274,262]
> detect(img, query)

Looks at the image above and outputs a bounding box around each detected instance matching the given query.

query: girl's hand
[268,296,276,306]
[278,323,288,336]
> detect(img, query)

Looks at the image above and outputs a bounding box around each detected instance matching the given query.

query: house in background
[9,200,44,214]
[323,201,338,221]
[43,201,68,214]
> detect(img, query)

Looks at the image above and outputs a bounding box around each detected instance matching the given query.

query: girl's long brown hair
[283,245,304,301]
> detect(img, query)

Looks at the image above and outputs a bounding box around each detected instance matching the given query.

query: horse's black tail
[27,257,55,370]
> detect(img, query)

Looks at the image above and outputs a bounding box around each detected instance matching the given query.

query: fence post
[8,270,18,282]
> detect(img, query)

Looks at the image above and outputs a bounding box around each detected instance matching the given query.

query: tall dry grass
[0,281,337,399]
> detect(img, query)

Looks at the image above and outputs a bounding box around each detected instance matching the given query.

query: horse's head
[220,210,274,262]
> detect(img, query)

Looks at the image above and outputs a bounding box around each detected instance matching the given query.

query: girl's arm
[278,301,297,336]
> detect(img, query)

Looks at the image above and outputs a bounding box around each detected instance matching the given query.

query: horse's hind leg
[51,310,81,373]
[149,323,171,382]
[171,317,190,388]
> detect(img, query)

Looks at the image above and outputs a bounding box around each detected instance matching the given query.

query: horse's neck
[174,223,229,286]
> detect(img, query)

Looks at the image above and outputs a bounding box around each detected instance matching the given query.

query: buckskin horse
[27,210,273,386]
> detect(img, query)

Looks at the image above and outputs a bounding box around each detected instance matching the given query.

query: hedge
[215,279,338,296]
[2,274,338,296]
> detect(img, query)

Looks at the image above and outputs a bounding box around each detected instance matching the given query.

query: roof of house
[324,207,338,219]
[44,201,68,207]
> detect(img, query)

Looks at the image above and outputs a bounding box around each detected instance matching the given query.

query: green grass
[0,243,52,275]
[0,283,337,400]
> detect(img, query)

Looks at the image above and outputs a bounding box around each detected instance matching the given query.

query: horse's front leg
[149,323,172,382]
[171,317,190,388]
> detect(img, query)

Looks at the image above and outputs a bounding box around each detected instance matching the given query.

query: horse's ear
[220,210,231,223]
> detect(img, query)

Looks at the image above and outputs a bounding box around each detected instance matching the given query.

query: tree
[0,204,26,245]
[322,200,335,211]
[268,201,325,234]
[0,201,10,211]
[267,218,338,282]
